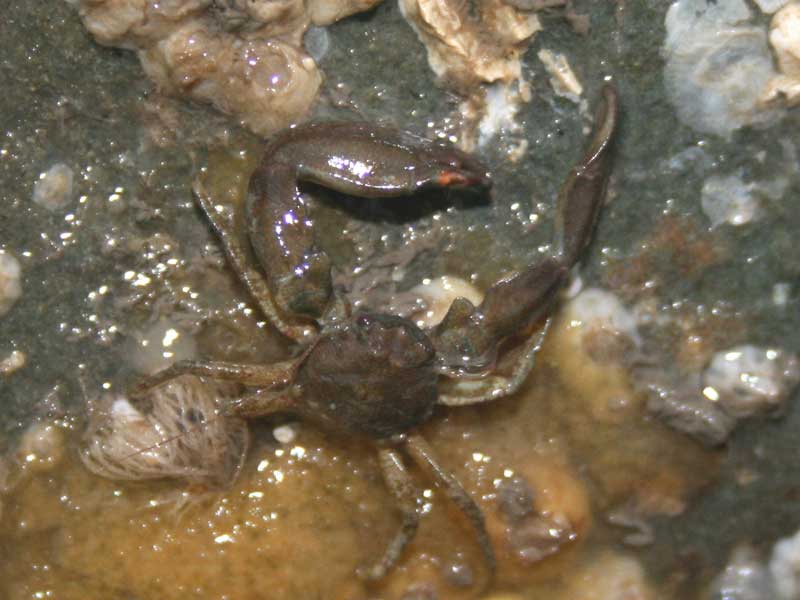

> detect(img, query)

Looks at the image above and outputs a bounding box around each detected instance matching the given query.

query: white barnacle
[701,174,759,228]
[703,345,800,418]
[0,251,22,317]
[32,163,74,211]
[409,275,484,328]
[663,0,783,136]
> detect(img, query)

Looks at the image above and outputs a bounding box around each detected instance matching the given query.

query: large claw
[432,84,619,380]
[247,122,492,329]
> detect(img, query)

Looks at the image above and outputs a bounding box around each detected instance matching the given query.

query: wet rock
[0,457,7,520]
[664,145,715,175]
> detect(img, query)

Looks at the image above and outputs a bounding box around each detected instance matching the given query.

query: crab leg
[404,434,495,586]
[223,387,297,419]
[194,179,317,343]
[129,359,299,397]
[360,446,422,581]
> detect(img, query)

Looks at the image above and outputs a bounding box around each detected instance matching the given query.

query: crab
[131,84,619,585]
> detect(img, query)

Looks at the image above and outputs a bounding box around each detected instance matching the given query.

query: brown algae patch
[0,309,721,599]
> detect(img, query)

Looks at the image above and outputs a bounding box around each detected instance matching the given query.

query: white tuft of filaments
[81,376,249,489]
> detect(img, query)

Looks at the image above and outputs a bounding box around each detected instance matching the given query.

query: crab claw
[429,85,619,387]
[554,83,619,268]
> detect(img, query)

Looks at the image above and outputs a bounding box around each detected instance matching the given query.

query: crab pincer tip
[438,169,492,189]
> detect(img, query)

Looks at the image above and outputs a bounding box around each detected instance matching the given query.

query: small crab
[132,85,619,585]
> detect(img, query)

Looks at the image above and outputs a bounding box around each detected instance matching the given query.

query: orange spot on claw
[438,171,465,186]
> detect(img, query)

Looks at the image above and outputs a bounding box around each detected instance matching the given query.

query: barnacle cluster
[399,0,541,90]
[400,0,544,147]
[69,0,382,136]
[663,0,800,137]
[69,0,587,146]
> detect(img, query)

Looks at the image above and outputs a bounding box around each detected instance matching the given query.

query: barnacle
[0,251,22,318]
[70,0,382,136]
[663,0,783,136]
